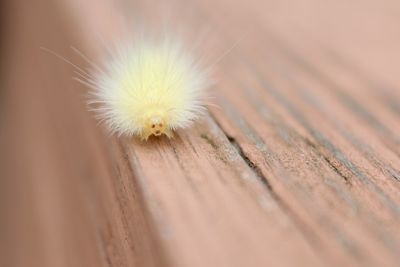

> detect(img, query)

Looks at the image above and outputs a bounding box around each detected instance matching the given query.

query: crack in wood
[226,135,274,192]
[302,137,352,185]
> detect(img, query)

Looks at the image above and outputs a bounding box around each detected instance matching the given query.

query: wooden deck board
[1,0,399,266]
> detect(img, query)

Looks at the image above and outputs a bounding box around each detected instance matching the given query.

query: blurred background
[1,0,399,267]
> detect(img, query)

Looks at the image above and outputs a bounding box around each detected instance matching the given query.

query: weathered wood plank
[1,0,399,266]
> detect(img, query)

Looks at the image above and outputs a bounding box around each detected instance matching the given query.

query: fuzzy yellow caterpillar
[88,38,209,140]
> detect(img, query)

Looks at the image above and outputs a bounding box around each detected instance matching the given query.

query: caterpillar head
[147,115,166,136]
[140,110,174,140]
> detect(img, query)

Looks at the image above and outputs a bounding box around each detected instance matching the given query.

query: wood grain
[1,0,399,266]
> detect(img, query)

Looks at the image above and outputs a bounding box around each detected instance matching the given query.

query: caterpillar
[87,37,210,141]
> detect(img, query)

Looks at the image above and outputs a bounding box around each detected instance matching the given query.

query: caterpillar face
[142,113,173,140]
[89,38,209,140]
[148,116,165,136]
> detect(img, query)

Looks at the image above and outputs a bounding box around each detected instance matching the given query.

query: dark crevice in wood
[302,138,352,185]
[206,109,275,189]
[226,135,274,192]
[206,111,276,194]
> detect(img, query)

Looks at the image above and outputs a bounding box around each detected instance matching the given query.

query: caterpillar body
[89,38,210,140]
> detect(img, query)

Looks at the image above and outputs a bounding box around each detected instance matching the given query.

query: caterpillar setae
[87,37,211,141]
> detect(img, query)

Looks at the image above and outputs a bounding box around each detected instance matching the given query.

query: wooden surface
[1,0,399,266]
